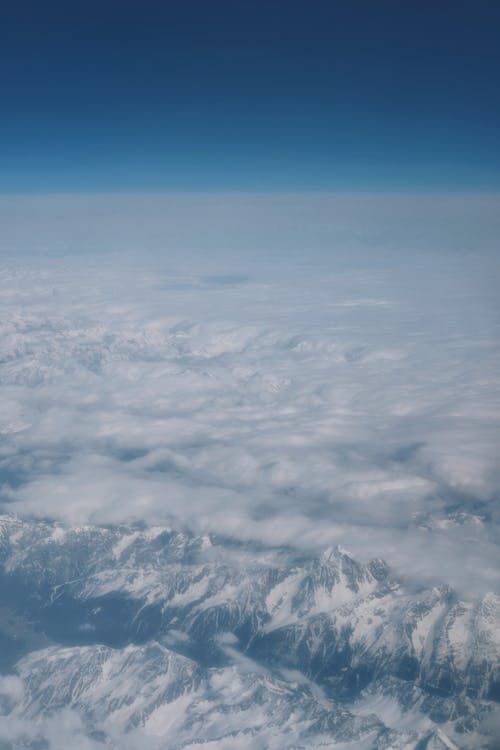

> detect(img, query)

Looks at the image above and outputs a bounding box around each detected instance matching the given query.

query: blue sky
[1,0,499,191]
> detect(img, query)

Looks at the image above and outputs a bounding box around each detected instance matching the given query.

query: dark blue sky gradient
[1,0,499,191]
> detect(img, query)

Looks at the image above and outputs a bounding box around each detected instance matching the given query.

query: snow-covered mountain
[0,514,498,748]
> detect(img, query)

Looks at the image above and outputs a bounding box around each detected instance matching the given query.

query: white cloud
[0,193,499,596]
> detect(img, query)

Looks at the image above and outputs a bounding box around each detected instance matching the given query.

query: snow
[168,576,211,607]
[411,599,447,659]
[112,531,141,560]
[264,571,302,630]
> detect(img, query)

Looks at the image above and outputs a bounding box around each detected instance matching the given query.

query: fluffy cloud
[0,193,499,596]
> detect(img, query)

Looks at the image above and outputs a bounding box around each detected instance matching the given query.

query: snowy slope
[0,515,498,748]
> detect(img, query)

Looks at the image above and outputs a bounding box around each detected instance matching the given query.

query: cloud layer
[0,193,499,596]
